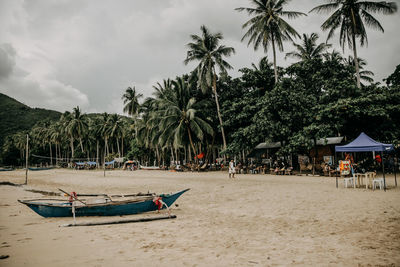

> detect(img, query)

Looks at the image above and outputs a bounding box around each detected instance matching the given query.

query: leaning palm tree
[310,0,397,88]
[184,25,235,152]
[285,33,332,61]
[236,0,306,83]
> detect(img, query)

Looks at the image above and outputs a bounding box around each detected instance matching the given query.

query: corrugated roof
[254,141,281,149]
[316,136,344,145]
[254,137,344,150]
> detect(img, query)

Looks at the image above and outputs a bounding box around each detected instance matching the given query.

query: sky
[1,0,399,114]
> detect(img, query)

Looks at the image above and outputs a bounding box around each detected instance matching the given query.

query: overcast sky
[1,0,399,114]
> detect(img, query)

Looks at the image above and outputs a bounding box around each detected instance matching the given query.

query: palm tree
[236,0,306,83]
[65,107,88,160]
[122,86,143,135]
[285,33,332,61]
[310,0,397,88]
[108,114,124,157]
[344,55,374,83]
[322,49,344,62]
[184,25,235,152]
[122,86,143,116]
[158,76,214,164]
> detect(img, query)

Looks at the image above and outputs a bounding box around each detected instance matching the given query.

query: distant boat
[18,188,189,218]
[28,167,55,171]
[140,165,160,170]
[0,167,14,171]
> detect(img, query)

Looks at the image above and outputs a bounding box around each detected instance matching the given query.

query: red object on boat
[153,197,163,210]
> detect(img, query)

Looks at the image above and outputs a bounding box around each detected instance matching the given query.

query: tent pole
[335,152,338,188]
[381,151,386,191]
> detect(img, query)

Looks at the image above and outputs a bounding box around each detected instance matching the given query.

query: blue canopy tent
[335,132,395,190]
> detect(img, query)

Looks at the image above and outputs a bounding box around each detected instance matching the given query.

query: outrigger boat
[18,188,189,218]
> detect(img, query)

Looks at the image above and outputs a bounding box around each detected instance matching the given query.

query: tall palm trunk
[271,35,278,83]
[121,137,124,157]
[170,146,175,164]
[350,9,361,89]
[212,73,227,151]
[188,144,192,163]
[187,127,198,165]
[117,139,121,157]
[105,137,109,158]
[49,143,53,166]
[96,140,99,168]
[70,138,74,161]
[156,146,160,166]
[80,138,84,153]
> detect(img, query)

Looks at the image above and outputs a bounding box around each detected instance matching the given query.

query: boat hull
[19,189,189,218]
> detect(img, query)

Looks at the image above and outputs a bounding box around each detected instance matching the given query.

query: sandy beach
[0,169,399,266]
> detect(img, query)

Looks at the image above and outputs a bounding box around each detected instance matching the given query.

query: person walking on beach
[229,159,236,179]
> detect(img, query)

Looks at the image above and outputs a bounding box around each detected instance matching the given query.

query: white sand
[1,169,399,266]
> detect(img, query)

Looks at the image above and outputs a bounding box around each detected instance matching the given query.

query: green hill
[0,93,61,150]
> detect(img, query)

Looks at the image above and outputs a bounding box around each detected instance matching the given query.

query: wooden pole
[394,157,397,187]
[381,151,386,191]
[335,152,338,188]
[61,214,176,227]
[25,134,29,185]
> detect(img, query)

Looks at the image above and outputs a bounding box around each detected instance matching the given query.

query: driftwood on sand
[61,214,177,227]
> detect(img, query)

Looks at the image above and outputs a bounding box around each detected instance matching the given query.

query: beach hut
[335,132,395,190]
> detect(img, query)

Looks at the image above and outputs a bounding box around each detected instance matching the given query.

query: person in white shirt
[229,160,236,179]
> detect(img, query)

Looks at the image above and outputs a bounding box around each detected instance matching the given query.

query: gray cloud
[0,44,16,80]
[0,0,399,114]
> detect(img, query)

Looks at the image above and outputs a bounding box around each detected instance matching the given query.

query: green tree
[65,107,88,160]
[122,86,143,136]
[285,33,332,61]
[158,77,214,164]
[344,56,374,83]
[310,0,397,88]
[184,25,235,152]
[236,0,306,83]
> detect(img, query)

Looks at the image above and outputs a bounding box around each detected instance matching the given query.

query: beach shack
[250,137,344,174]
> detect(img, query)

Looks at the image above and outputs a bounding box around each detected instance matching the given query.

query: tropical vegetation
[1,0,398,168]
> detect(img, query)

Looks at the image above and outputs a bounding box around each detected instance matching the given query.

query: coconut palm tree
[236,0,306,83]
[285,33,332,61]
[184,25,235,152]
[310,0,397,88]
[344,55,374,83]
[108,114,124,157]
[66,107,88,160]
[122,86,143,136]
[157,76,214,164]
[322,49,344,62]
[122,86,143,116]
[100,113,111,159]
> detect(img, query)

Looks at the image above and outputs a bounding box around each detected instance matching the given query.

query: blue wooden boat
[18,188,189,218]
[0,167,14,171]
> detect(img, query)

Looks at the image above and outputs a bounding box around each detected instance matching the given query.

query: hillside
[0,93,61,149]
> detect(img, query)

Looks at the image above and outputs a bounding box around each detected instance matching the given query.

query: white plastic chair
[373,178,384,190]
[344,175,355,188]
